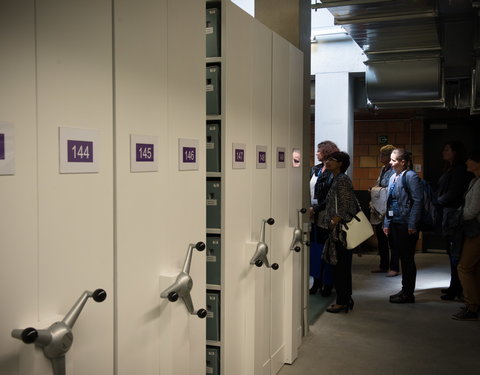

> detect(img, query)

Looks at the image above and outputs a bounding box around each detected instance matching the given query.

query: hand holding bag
[336,194,374,250]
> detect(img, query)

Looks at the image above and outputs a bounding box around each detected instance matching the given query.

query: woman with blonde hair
[370,144,397,276]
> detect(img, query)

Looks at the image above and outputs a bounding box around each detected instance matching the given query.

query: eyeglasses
[326,157,338,162]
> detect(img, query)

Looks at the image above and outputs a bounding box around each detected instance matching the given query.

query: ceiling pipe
[311,0,391,9]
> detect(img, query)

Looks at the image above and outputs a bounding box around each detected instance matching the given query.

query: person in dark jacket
[436,141,472,301]
[384,148,424,303]
[308,141,339,296]
[452,150,480,321]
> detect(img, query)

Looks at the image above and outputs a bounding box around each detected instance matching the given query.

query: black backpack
[402,172,440,232]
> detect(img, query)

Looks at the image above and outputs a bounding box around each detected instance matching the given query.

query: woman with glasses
[320,151,358,313]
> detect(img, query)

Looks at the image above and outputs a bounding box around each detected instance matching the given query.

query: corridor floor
[279,252,480,375]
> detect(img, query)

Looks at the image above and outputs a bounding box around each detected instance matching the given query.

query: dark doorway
[423,112,480,250]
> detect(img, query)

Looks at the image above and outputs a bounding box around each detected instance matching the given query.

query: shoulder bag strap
[401,171,412,202]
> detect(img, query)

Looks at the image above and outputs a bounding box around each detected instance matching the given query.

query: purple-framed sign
[256,145,267,169]
[67,140,93,163]
[0,123,15,175]
[232,143,246,169]
[59,127,99,174]
[258,151,266,164]
[0,133,4,160]
[276,147,286,168]
[183,147,197,163]
[130,135,158,172]
[234,148,245,163]
[178,138,199,171]
[136,143,154,162]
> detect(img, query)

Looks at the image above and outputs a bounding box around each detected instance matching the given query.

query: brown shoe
[386,270,400,277]
[371,268,388,273]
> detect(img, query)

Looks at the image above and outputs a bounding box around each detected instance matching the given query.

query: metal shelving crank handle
[11,288,107,375]
[249,218,279,270]
[290,208,307,252]
[160,241,208,318]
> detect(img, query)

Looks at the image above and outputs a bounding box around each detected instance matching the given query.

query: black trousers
[375,223,398,271]
[446,233,464,295]
[390,223,419,295]
[333,243,353,305]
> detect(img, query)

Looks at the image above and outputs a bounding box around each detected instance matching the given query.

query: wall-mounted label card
[130,135,158,172]
[292,148,301,168]
[276,147,286,168]
[178,138,199,171]
[0,122,15,175]
[256,145,267,169]
[59,127,99,174]
[232,143,246,169]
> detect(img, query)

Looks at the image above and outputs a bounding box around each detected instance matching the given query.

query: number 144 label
[59,127,99,173]
[68,140,93,162]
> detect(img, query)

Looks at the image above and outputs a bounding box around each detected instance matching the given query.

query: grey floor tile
[280,252,480,375]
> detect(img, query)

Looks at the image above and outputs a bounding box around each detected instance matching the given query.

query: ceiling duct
[314,0,476,110]
[366,56,444,108]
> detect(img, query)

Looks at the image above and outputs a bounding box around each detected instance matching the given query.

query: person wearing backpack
[383,148,424,303]
[436,141,472,301]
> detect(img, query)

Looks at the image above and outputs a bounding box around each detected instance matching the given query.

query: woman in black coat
[437,141,472,300]
[320,151,358,313]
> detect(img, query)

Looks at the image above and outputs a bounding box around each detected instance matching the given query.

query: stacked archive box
[206,2,222,374]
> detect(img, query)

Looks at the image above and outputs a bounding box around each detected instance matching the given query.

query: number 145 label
[136,143,154,162]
